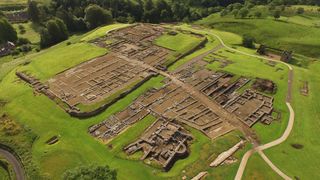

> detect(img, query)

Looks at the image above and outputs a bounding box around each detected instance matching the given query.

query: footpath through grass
[197,13,320,59]
[253,62,320,179]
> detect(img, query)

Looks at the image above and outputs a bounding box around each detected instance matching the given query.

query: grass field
[191,18,320,179]
[197,13,320,59]
[243,153,281,180]
[80,24,130,42]
[17,42,107,81]
[255,62,320,179]
[155,32,203,52]
[13,22,40,44]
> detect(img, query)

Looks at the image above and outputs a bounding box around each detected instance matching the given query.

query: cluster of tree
[63,164,117,180]
[220,2,265,18]
[40,18,69,48]
[0,18,17,44]
[26,0,320,49]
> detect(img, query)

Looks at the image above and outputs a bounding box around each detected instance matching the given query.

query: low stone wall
[68,73,158,118]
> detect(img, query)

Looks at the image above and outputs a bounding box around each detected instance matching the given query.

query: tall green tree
[40,18,68,48]
[273,9,281,20]
[27,0,40,23]
[0,18,18,43]
[85,4,113,29]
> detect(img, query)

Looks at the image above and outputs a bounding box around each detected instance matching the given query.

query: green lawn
[13,22,40,44]
[155,32,203,52]
[0,160,9,180]
[80,24,130,42]
[243,153,281,180]
[255,62,320,179]
[18,42,107,81]
[197,13,320,59]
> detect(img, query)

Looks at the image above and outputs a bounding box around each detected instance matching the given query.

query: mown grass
[257,62,320,179]
[17,42,107,81]
[197,13,320,59]
[154,32,202,52]
[243,153,281,180]
[80,23,130,42]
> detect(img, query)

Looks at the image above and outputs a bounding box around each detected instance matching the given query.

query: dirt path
[199,31,295,180]
[0,148,25,180]
[117,53,258,143]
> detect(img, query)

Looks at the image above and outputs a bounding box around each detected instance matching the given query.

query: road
[0,147,25,180]
[198,30,295,180]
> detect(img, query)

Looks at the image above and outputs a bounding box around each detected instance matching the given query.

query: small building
[0,41,15,57]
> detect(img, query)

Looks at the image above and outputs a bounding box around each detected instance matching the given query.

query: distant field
[197,13,320,59]
[0,0,50,6]
[0,0,26,6]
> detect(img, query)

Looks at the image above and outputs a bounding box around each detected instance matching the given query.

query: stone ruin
[175,59,276,127]
[257,45,293,63]
[92,24,172,69]
[0,41,15,57]
[89,81,234,142]
[224,89,274,127]
[252,78,277,94]
[124,118,192,171]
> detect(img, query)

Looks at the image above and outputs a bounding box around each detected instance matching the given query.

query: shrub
[63,164,117,180]
[242,35,255,48]
[17,37,31,46]
[296,7,304,14]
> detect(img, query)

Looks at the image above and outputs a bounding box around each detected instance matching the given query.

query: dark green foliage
[85,5,113,29]
[254,11,262,18]
[27,1,40,23]
[0,18,17,43]
[17,37,31,46]
[40,18,69,48]
[238,7,249,18]
[273,9,281,20]
[63,164,117,180]
[242,34,255,48]
[296,7,305,14]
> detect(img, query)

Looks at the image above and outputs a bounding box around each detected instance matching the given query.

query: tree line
[2,0,319,49]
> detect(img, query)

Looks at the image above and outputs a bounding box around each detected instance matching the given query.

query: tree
[242,34,255,48]
[40,18,68,48]
[273,10,281,20]
[63,165,117,180]
[238,7,249,18]
[85,4,113,29]
[28,1,40,23]
[254,11,262,18]
[0,18,18,43]
[296,7,305,14]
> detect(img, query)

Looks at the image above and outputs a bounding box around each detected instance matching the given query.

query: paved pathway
[0,148,25,180]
